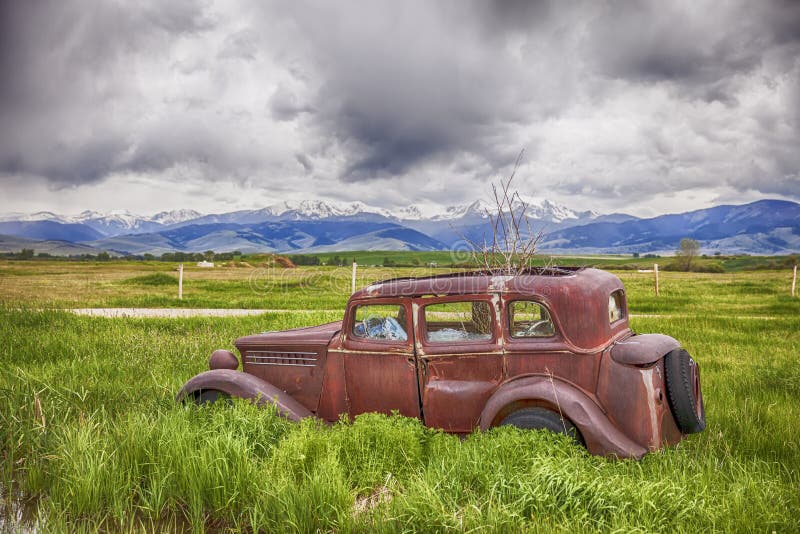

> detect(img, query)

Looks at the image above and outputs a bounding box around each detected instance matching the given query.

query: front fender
[176,369,312,422]
[479,375,647,459]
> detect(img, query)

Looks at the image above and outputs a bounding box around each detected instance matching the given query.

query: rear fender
[176,369,312,422]
[611,334,680,366]
[479,375,647,459]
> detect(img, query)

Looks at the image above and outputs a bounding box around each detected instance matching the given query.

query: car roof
[352,266,596,299]
[350,267,628,351]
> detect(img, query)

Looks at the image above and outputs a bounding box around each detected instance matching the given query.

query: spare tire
[664,349,706,434]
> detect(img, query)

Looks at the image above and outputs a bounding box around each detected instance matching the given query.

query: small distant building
[197,261,215,268]
[428,261,438,268]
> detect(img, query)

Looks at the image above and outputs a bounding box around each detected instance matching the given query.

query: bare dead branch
[456,149,542,275]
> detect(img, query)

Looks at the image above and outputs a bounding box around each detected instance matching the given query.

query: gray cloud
[0,0,798,215]
[295,153,313,174]
[261,1,581,184]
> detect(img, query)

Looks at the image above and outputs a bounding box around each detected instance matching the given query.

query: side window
[424,301,493,343]
[352,304,408,342]
[609,289,626,324]
[509,300,555,338]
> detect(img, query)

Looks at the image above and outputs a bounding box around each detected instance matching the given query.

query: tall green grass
[1,270,799,531]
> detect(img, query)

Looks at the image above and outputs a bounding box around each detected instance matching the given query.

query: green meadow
[1,259,799,532]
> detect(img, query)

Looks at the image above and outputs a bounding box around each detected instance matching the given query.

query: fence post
[792,264,797,297]
[351,261,357,294]
[654,263,659,297]
[178,263,184,300]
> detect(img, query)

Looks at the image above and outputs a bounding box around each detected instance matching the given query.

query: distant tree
[675,238,701,271]
[713,251,722,257]
[632,252,640,258]
[289,254,321,266]
[204,250,215,261]
[97,251,111,261]
[19,248,34,259]
[411,258,420,266]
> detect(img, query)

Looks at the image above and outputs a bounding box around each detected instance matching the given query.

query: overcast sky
[1,0,798,217]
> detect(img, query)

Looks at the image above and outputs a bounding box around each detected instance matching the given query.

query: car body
[178,268,705,458]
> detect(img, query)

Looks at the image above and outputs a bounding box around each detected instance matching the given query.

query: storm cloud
[1,0,798,215]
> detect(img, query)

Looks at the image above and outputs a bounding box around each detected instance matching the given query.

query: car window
[352,304,408,342]
[424,301,493,342]
[609,290,625,324]
[509,300,555,338]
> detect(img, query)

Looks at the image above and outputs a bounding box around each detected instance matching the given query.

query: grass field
[1,260,799,532]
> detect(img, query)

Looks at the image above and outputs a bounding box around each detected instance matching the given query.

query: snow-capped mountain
[265,200,395,219]
[430,200,495,220]
[393,206,424,220]
[3,198,797,255]
[0,209,206,238]
[427,198,597,224]
[0,211,70,223]
[150,209,203,225]
[526,199,598,223]
[0,197,587,230]
[68,211,166,236]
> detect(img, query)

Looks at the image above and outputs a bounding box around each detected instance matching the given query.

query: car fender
[611,334,680,366]
[176,369,312,422]
[479,375,648,459]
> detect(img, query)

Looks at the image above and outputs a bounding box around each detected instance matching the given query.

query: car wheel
[664,348,706,434]
[194,389,232,406]
[500,407,584,445]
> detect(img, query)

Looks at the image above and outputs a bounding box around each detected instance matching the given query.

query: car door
[502,296,600,393]
[413,294,504,432]
[341,297,421,419]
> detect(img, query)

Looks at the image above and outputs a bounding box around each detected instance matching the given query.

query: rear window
[424,301,493,343]
[609,290,626,324]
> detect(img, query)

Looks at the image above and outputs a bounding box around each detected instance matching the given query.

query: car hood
[235,320,342,349]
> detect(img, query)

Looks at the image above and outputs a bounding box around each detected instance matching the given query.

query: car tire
[664,349,706,434]
[500,407,584,445]
[194,389,232,406]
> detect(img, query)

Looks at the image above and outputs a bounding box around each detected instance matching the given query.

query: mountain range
[0,199,798,256]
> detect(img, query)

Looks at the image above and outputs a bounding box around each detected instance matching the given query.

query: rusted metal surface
[352,268,627,351]
[337,297,421,419]
[478,375,649,459]
[176,369,312,421]
[611,334,681,366]
[177,268,705,459]
[209,349,239,370]
[596,351,683,450]
[234,321,340,412]
[315,345,348,421]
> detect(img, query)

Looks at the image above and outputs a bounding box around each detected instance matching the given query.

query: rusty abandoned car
[177,268,705,458]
